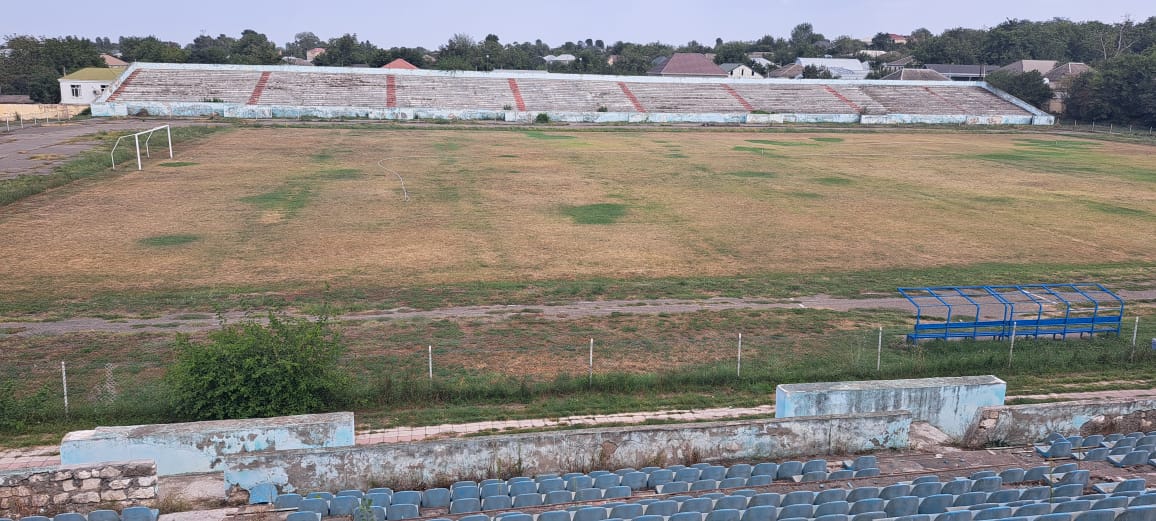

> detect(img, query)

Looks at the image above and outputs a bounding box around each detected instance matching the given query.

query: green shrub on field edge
[167,312,348,420]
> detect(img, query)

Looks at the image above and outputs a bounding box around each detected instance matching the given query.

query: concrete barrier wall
[223,411,910,493]
[0,460,156,517]
[962,398,1156,448]
[60,412,354,476]
[91,62,1053,126]
[91,101,1046,126]
[776,376,1006,440]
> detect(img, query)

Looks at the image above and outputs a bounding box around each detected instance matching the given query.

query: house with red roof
[382,58,418,70]
[647,53,727,77]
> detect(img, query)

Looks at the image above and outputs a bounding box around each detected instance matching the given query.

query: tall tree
[119,36,187,62]
[284,31,324,59]
[312,34,376,66]
[230,30,280,64]
[0,35,102,100]
[186,33,235,64]
[789,23,826,58]
[985,70,1053,108]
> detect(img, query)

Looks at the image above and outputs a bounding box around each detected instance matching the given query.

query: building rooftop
[59,68,122,81]
[880,68,951,81]
[648,53,727,77]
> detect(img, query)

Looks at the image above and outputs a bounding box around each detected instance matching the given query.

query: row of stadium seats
[266,457,882,507]
[275,478,1156,521]
[1035,432,1156,461]
[0,506,157,521]
[105,66,1036,118]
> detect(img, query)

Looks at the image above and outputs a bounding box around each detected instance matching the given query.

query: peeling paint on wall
[222,412,911,494]
[60,413,354,476]
[776,376,1006,440]
[963,398,1156,448]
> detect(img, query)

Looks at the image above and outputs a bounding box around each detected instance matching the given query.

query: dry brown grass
[0,128,1153,304]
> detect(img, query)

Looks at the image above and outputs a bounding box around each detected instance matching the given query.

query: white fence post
[876,326,882,371]
[1131,317,1140,362]
[737,333,742,377]
[1008,321,1017,367]
[61,361,69,417]
[588,338,594,385]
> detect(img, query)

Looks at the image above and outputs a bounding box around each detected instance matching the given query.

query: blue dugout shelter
[899,283,1124,342]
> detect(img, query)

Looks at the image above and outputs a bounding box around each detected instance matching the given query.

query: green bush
[534,113,550,124]
[167,312,348,420]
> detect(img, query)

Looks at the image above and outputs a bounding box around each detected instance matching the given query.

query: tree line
[3,17,1155,125]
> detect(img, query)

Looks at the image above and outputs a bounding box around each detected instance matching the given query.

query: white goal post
[110,125,172,170]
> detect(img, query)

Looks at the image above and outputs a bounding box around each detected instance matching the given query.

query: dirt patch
[1080,409,1156,436]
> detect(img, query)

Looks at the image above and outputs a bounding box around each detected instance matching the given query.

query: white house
[720,63,763,79]
[795,57,871,80]
[543,54,577,65]
[58,68,122,105]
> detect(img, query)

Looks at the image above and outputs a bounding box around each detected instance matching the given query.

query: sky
[3,0,1152,49]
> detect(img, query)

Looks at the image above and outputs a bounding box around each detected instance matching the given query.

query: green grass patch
[137,234,200,247]
[970,195,1015,204]
[433,140,465,151]
[157,162,198,167]
[732,146,783,157]
[811,137,844,143]
[727,171,777,179]
[561,203,628,225]
[240,184,312,216]
[1014,138,1101,150]
[970,138,1156,184]
[745,139,819,147]
[316,168,362,180]
[667,153,688,158]
[1086,201,1152,218]
[788,191,823,199]
[523,131,576,140]
[815,176,853,186]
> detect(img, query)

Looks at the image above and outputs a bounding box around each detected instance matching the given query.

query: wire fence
[1053,118,1156,140]
[0,104,86,132]
[3,316,1151,431]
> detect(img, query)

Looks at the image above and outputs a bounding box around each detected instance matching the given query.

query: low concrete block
[223,411,910,493]
[776,376,1005,440]
[61,412,354,476]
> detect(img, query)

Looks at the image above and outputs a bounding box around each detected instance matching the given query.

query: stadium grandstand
[91,63,1054,125]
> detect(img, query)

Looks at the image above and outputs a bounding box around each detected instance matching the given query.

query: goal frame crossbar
[111,125,172,170]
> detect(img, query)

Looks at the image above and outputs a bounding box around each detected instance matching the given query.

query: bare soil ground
[3,289,1154,338]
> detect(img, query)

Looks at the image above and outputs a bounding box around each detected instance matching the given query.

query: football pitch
[0,126,1154,315]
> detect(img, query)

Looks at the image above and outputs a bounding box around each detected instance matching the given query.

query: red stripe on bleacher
[386,75,397,108]
[823,85,863,113]
[247,72,271,105]
[106,69,140,102]
[721,85,754,111]
[617,82,646,113]
[507,78,526,111]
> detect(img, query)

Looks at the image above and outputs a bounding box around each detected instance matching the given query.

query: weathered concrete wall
[91,62,1053,125]
[223,411,910,493]
[776,376,1005,440]
[980,83,1056,125]
[60,412,354,476]
[962,398,1156,448]
[90,101,1046,126]
[0,460,156,518]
